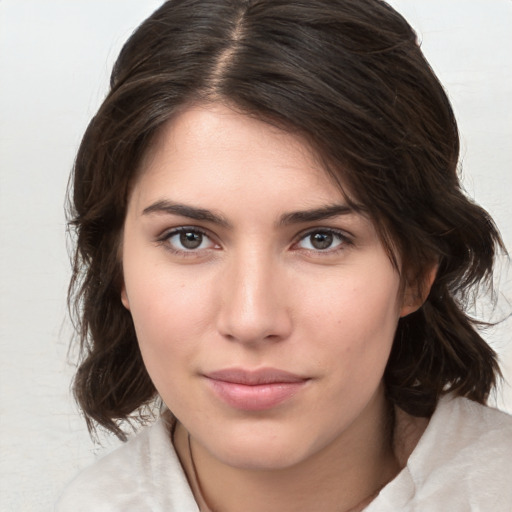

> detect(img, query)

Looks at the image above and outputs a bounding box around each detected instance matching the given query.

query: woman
[57,0,512,510]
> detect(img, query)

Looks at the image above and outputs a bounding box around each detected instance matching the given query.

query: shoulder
[369,395,512,512]
[414,394,512,470]
[55,419,199,512]
[405,395,512,510]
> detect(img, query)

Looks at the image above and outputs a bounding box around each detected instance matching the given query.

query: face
[121,103,414,471]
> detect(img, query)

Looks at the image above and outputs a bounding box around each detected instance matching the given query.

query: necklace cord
[185,430,383,512]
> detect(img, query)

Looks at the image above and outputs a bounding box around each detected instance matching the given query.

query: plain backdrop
[0,1,511,511]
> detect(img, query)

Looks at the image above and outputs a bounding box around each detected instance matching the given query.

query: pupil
[180,231,202,249]
[311,232,333,250]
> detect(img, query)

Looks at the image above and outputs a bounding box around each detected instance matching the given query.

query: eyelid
[156,225,220,254]
[292,227,354,252]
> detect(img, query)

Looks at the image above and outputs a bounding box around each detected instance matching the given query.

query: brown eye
[297,230,347,252]
[162,227,217,253]
[310,232,333,250]
[180,231,203,249]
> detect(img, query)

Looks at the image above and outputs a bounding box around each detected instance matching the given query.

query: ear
[400,264,438,318]
[121,285,130,310]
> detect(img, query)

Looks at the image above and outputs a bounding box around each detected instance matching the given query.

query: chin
[220,446,305,471]
[201,424,318,471]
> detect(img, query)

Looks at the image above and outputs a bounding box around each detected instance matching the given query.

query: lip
[204,368,309,411]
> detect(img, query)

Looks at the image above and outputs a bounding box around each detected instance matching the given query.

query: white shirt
[55,395,512,511]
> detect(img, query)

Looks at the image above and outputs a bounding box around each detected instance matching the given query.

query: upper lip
[204,368,309,385]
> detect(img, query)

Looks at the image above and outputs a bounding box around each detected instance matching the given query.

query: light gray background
[0,1,511,511]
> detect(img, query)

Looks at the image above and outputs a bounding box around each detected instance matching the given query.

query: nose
[216,250,293,345]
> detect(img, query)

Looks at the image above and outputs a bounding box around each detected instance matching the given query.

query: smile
[204,368,310,411]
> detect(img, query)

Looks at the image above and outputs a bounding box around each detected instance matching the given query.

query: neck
[174,388,401,512]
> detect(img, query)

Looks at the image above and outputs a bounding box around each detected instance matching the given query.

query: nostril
[217,306,292,345]
[216,260,293,344]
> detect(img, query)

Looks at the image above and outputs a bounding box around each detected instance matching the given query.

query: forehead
[130,103,353,213]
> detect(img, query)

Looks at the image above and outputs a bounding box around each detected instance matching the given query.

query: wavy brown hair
[68,0,505,440]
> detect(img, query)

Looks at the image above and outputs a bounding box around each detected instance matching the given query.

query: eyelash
[293,228,353,255]
[156,226,219,257]
[156,226,353,257]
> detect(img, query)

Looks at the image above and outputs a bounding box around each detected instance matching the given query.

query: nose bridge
[217,245,291,344]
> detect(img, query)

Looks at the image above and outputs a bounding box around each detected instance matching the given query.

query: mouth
[203,368,310,411]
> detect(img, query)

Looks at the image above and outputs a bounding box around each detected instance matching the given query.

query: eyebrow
[142,200,231,228]
[142,200,363,228]
[278,204,361,226]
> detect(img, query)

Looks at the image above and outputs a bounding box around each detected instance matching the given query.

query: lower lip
[206,379,307,411]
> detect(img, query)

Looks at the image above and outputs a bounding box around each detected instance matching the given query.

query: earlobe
[400,301,421,318]
[400,264,438,318]
[121,286,130,310]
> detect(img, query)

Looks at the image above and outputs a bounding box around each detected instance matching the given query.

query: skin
[121,103,425,512]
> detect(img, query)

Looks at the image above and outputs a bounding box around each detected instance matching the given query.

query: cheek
[123,261,216,382]
[301,262,401,372]
[304,261,400,328]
